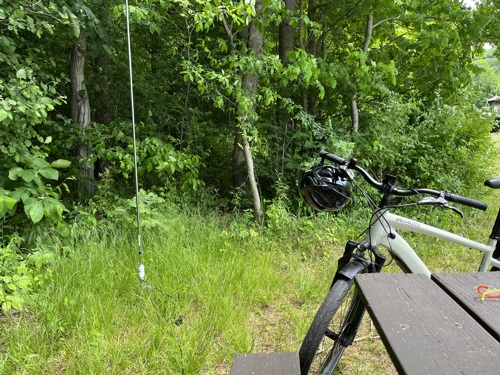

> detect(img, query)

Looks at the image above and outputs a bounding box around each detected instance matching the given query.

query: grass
[0,210,345,374]
[1,134,499,374]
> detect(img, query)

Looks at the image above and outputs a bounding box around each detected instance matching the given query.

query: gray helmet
[300,164,352,212]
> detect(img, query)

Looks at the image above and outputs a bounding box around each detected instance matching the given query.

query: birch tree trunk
[70,36,94,196]
[228,23,252,202]
[238,0,266,224]
[232,128,251,198]
[351,13,373,133]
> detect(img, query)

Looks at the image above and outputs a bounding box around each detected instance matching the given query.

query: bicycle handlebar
[319,151,347,166]
[445,194,488,211]
[320,150,488,211]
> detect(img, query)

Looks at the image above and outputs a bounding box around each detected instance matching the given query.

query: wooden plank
[432,272,500,343]
[355,273,500,375]
[229,352,300,375]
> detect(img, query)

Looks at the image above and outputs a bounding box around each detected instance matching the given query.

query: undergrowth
[0,133,499,374]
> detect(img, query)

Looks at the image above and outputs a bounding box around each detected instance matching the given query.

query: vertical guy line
[125,0,143,269]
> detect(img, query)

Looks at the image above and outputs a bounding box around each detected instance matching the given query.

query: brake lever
[443,204,463,218]
[417,195,463,218]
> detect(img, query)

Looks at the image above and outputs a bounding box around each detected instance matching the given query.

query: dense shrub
[349,91,497,195]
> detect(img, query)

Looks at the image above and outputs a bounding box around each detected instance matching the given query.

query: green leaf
[2,301,12,311]
[16,69,26,79]
[12,275,32,289]
[50,159,71,169]
[0,109,7,122]
[18,169,36,182]
[29,200,44,224]
[45,136,52,144]
[7,283,17,291]
[69,12,80,38]
[8,167,22,181]
[102,44,113,59]
[5,295,23,311]
[24,155,34,165]
[39,168,58,180]
[24,197,35,218]
[32,158,50,169]
[0,195,17,210]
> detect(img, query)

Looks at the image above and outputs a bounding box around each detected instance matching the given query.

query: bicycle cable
[351,179,377,211]
[350,181,395,267]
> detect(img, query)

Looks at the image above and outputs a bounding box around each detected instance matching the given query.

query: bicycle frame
[366,210,500,277]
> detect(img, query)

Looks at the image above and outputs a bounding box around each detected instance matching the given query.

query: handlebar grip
[319,151,347,165]
[447,194,488,211]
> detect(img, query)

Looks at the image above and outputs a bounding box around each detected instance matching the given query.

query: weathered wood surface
[229,352,300,375]
[355,273,500,375]
[432,272,500,342]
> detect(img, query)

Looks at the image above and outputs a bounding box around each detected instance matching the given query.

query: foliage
[0,238,32,312]
[0,0,72,228]
[352,91,496,194]
[1,0,500,314]
[0,235,56,312]
[473,48,500,96]
[114,189,168,228]
[90,122,204,191]
[1,145,71,226]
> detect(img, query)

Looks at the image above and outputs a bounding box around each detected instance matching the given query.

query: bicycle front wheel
[299,276,363,375]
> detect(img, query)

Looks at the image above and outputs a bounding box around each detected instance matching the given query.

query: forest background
[1,0,500,373]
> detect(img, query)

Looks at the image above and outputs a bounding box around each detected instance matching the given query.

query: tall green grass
[1,135,499,374]
[1,209,351,374]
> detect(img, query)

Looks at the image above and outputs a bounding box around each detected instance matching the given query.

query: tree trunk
[299,0,304,51]
[237,0,266,224]
[226,21,252,202]
[70,36,94,196]
[279,0,296,67]
[94,48,111,178]
[351,13,373,133]
[306,0,317,116]
[232,128,251,198]
[278,0,296,170]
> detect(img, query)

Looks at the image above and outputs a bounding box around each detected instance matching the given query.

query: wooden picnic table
[355,272,500,375]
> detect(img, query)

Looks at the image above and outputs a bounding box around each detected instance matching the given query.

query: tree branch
[221,14,234,55]
[397,77,441,94]
[372,17,403,29]
[362,13,373,54]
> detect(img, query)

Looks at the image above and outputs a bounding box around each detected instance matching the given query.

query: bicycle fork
[328,239,387,347]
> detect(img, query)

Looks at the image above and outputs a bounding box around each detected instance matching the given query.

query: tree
[236,0,267,224]
[70,35,94,196]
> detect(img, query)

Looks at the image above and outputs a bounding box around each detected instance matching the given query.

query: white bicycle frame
[366,209,500,277]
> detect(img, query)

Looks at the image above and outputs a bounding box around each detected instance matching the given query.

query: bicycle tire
[299,276,362,375]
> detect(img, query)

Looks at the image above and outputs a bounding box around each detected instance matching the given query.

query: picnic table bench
[355,272,500,374]
[229,352,300,375]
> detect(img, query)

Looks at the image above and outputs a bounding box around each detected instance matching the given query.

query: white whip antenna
[125,0,144,281]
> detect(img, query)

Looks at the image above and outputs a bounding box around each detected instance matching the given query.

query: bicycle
[298,150,500,375]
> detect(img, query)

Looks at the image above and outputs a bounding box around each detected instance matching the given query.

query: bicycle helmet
[300,164,352,212]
